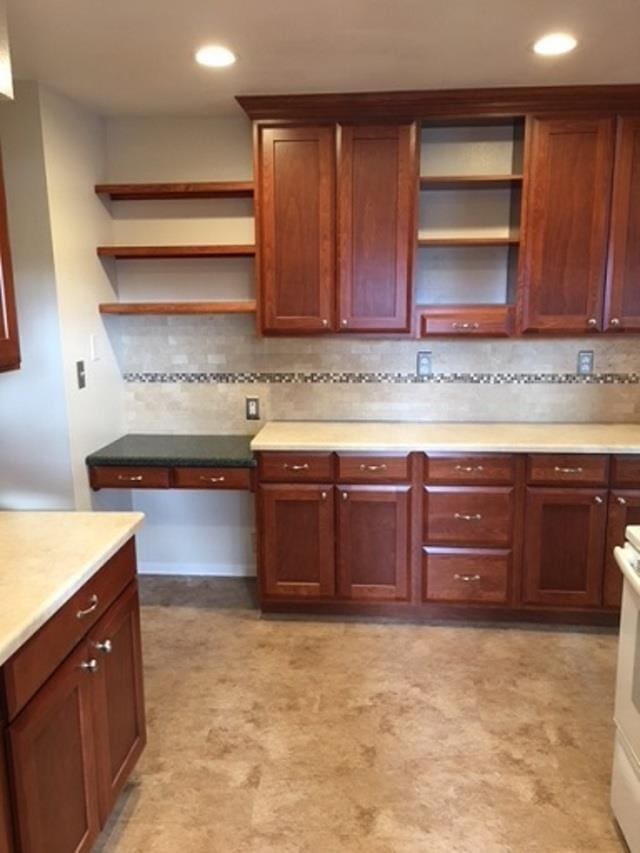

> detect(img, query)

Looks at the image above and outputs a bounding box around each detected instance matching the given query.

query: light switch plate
[417,351,432,377]
[577,350,594,375]
[76,360,86,390]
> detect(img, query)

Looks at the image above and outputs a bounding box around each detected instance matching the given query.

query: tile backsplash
[115,315,640,432]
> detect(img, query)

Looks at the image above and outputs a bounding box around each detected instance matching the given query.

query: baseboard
[138,561,256,578]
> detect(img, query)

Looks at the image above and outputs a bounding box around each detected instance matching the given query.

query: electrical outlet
[417,351,432,377]
[76,360,86,390]
[577,350,594,375]
[246,397,260,420]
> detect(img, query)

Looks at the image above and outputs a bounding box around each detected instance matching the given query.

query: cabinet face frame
[0,145,19,372]
[604,490,640,608]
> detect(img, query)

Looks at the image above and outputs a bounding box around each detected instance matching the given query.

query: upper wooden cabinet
[604,116,640,332]
[337,124,416,332]
[255,122,417,335]
[519,116,615,333]
[0,146,19,371]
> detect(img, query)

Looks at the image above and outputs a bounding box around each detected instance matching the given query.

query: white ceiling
[7,0,640,116]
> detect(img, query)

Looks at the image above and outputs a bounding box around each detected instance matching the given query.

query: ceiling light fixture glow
[195,45,237,68]
[533,32,578,56]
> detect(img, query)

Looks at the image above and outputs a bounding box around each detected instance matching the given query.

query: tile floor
[96,578,627,853]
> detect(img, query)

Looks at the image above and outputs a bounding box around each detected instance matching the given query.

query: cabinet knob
[342,491,348,500]
[587,318,598,328]
[94,639,113,654]
[341,319,348,327]
[80,659,99,674]
[617,496,627,505]
[320,491,327,500]
[594,495,604,504]
[321,319,328,327]
[610,318,621,327]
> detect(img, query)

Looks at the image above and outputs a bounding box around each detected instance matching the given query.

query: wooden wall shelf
[95,181,254,200]
[419,174,523,189]
[99,300,257,315]
[417,236,519,248]
[97,245,256,260]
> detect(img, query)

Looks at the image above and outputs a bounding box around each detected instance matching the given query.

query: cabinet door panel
[259,484,335,597]
[0,145,19,372]
[523,487,607,607]
[520,116,614,333]
[337,486,410,600]
[258,126,335,333]
[604,116,640,331]
[91,582,146,826]
[337,124,416,332]
[0,737,13,853]
[604,491,640,608]
[9,642,100,853]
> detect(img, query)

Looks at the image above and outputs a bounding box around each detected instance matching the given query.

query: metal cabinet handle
[284,463,309,471]
[455,464,484,473]
[94,639,112,654]
[359,464,387,472]
[617,496,627,505]
[452,322,480,331]
[80,659,99,674]
[117,474,143,482]
[454,573,481,582]
[454,512,482,521]
[587,317,598,327]
[610,318,621,327]
[595,496,604,504]
[320,491,327,500]
[342,492,348,500]
[76,594,99,619]
[554,466,583,474]
[200,475,225,483]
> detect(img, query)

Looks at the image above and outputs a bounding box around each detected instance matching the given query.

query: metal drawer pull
[94,639,112,654]
[200,475,225,483]
[117,474,143,482]
[594,496,604,504]
[452,322,480,331]
[76,594,99,619]
[455,464,484,473]
[454,512,482,521]
[617,496,627,505]
[359,464,388,472]
[454,573,481,582]
[80,659,99,674]
[554,466,583,474]
[284,463,309,471]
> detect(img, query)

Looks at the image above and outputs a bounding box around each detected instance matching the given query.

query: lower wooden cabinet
[337,486,410,600]
[604,490,640,608]
[523,487,607,607]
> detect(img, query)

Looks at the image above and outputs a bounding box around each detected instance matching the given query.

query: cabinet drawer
[259,452,334,482]
[337,454,409,483]
[424,486,513,547]
[425,453,515,485]
[423,547,510,604]
[2,539,136,721]
[90,465,170,489]
[611,455,640,488]
[420,307,513,337]
[173,466,251,490]
[526,454,608,486]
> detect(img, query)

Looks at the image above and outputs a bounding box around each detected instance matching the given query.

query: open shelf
[95,181,254,200]
[97,245,256,260]
[99,300,257,315]
[419,174,523,190]
[417,236,519,248]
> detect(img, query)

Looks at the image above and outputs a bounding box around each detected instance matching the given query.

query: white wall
[0,81,74,509]
[39,87,124,509]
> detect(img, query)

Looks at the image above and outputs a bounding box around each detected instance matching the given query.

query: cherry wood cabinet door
[523,487,607,607]
[259,484,335,597]
[0,145,19,372]
[604,116,640,332]
[604,490,640,608]
[0,736,13,853]
[337,486,410,600]
[9,642,100,853]
[90,582,146,826]
[337,124,417,332]
[520,116,615,333]
[257,125,335,333]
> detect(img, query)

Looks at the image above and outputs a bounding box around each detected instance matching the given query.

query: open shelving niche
[96,181,257,316]
[416,119,525,333]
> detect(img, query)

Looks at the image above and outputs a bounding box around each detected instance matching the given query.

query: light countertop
[0,511,144,666]
[251,422,640,453]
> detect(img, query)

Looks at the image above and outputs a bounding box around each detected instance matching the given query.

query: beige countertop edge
[251,441,640,453]
[0,512,144,667]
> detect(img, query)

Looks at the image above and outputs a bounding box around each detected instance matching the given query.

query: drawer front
[420,307,513,337]
[526,454,608,486]
[425,453,516,485]
[424,486,513,547]
[90,465,170,489]
[423,547,510,604]
[3,538,136,721]
[259,452,334,482]
[337,454,410,483]
[173,466,251,490]
[611,455,640,488]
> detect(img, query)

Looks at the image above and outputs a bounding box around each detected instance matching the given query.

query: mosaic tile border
[123,371,640,386]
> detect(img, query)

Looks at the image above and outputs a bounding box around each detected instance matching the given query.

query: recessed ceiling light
[533,32,578,56]
[195,45,237,68]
